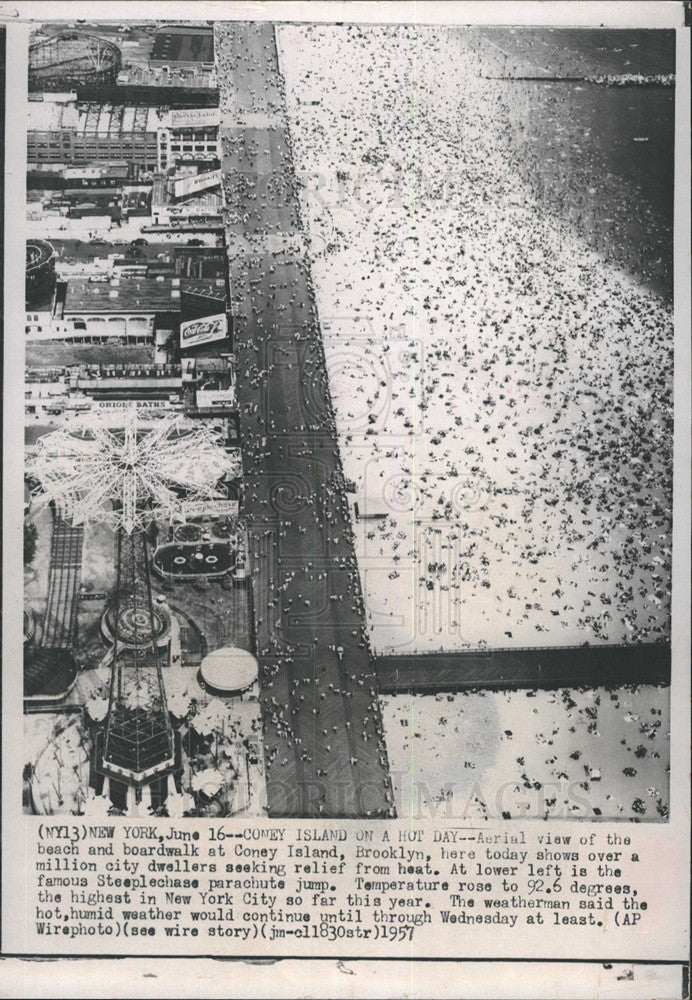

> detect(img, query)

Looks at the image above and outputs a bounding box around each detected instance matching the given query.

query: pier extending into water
[376,643,671,693]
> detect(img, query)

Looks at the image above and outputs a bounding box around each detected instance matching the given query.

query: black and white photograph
[20,17,677,825]
[2,3,690,993]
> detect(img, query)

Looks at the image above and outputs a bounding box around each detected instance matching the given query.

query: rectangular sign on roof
[169,107,220,129]
[171,169,222,199]
[180,312,227,349]
[196,388,235,408]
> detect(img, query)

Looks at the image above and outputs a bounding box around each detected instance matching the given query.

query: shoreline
[278,24,672,655]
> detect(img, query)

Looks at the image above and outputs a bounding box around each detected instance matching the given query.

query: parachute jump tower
[28,405,238,810]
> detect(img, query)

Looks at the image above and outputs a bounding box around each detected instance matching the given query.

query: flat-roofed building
[28,274,227,349]
[28,100,159,168]
[28,98,219,172]
[149,25,214,74]
[24,358,237,425]
[157,110,220,170]
[61,275,181,344]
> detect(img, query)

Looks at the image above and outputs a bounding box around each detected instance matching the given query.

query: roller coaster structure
[29,31,122,91]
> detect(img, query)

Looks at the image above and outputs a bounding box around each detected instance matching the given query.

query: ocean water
[507,81,673,298]
[475,27,675,78]
[471,28,675,300]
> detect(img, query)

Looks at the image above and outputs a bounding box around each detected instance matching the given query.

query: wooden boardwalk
[217,22,394,818]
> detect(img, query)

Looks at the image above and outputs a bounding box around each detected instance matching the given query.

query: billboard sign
[180,313,228,349]
[160,202,219,220]
[166,499,239,519]
[196,388,235,408]
[169,107,220,129]
[92,400,172,410]
[171,169,222,199]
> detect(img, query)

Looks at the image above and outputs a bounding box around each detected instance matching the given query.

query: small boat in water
[633,137,650,142]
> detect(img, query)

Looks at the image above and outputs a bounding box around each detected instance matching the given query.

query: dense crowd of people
[277,23,673,654]
[211,22,672,818]
[215,23,395,815]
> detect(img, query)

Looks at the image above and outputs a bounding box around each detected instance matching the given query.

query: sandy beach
[278,24,673,655]
[382,684,669,820]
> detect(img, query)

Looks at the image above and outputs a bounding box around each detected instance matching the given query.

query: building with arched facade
[26,274,228,356]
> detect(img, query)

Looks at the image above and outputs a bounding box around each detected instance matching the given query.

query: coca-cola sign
[179,313,228,348]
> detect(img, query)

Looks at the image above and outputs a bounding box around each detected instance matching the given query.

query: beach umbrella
[191,767,224,797]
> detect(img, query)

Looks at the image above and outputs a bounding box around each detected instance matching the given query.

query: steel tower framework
[29,407,240,534]
[28,406,239,800]
[101,528,175,791]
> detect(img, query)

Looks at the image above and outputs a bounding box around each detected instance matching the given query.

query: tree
[24,521,38,565]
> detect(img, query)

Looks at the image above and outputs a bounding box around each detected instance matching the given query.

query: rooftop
[76,104,160,133]
[45,239,226,276]
[63,275,225,314]
[28,100,67,131]
[151,28,214,66]
[29,101,161,134]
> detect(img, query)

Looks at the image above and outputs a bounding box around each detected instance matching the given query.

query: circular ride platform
[153,542,235,580]
[174,523,203,543]
[102,597,171,649]
[199,646,258,696]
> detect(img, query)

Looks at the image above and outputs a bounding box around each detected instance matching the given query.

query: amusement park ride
[29,31,122,91]
[28,405,239,809]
